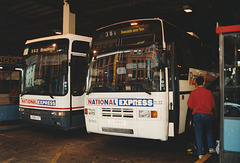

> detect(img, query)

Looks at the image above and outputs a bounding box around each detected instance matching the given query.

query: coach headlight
[51,112,65,116]
[19,108,24,112]
[139,110,158,118]
[58,112,65,116]
[51,112,57,116]
[139,110,150,118]
[88,109,95,116]
[19,108,24,114]
[85,108,95,116]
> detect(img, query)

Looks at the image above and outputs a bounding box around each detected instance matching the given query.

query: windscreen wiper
[143,89,151,95]
[86,90,92,95]
[86,86,114,95]
[43,90,54,99]
[48,91,54,99]
[140,85,151,95]
[86,86,94,95]
[49,94,54,99]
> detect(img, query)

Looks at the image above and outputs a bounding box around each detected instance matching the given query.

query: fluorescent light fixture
[183,5,192,13]
[55,31,62,35]
[238,49,240,52]
[184,8,192,13]
[131,22,138,26]
[187,32,200,39]
[15,68,22,71]
[54,30,62,35]
[0,67,3,69]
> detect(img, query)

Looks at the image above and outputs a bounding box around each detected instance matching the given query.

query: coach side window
[175,33,189,80]
[185,35,203,70]
[71,56,88,96]
[71,41,89,96]
[72,41,89,53]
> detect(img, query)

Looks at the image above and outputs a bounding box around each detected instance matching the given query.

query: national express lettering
[87,99,117,105]
[21,99,37,104]
[21,98,56,106]
[118,99,153,107]
[87,98,153,107]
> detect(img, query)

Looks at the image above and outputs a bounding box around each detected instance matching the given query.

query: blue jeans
[194,113,214,155]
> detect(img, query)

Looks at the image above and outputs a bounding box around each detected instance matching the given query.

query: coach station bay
[1,1,240,163]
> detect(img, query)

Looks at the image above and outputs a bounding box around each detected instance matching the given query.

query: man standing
[187,76,216,159]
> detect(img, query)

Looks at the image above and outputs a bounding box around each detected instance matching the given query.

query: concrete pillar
[63,1,75,34]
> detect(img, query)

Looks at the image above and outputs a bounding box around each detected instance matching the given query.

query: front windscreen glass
[22,39,69,96]
[87,43,166,93]
[87,20,165,93]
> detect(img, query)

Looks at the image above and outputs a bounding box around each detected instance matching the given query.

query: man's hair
[196,76,204,86]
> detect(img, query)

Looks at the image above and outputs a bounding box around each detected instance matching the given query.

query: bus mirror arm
[159,51,167,68]
[61,61,68,74]
[162,51,168,67]
[170,102,173,110]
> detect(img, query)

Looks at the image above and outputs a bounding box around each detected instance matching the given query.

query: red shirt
[187,87,215,115]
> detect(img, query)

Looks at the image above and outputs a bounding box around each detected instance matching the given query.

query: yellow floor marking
[0,126,9,128]
[3,157,16,163]
[195,153,212,163]
[0,134,14,138]
[92,155,98,163]
[51,152,62,163]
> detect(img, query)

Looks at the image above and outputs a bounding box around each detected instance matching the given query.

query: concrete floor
[0,121,219,163]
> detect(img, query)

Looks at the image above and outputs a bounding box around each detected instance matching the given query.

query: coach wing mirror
[61,60,68,74]
[159,51,168,68]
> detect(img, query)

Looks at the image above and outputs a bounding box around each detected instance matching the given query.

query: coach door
[70,40,89,128]
[70,54,87,127]
[165,43,177,137]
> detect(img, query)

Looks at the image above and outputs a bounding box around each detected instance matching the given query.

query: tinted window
[72,41,89,53]
[71,56,88,96]
[0,70,20,105]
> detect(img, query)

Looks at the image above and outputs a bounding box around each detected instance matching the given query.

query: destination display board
[0,56,22,66]
[93,20,161,50]
[23,39,69,56]
[96,24,150,40]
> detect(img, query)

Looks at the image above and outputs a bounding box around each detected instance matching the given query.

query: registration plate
[108,119,126,126]
[30,115,41,121]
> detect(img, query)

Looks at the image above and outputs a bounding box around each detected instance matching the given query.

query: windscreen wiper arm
[49,94,54,99]
[139,85,151,95]
[86,87,94,95]
[45,90,54,99]
[144,90,151,95]
[86,90,92,95]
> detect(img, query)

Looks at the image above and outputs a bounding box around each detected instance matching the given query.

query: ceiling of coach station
[0,0,239,56]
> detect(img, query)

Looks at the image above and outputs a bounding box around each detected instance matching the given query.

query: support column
[63,0,75,34]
